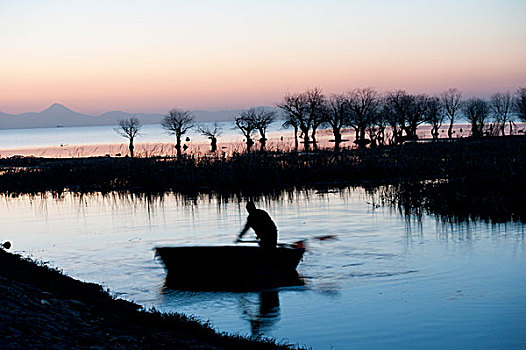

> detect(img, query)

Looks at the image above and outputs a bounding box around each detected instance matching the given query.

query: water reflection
[1,188,525,349]
[163,269,304,292]
[240,290,281,337]
[160,288,291,337]
[4,186,526,228]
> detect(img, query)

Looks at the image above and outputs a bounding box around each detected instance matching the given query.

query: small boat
[155,245,305,290]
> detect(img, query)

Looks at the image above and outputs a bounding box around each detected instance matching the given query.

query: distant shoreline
[0,103,259,130]
[2,123,515,159]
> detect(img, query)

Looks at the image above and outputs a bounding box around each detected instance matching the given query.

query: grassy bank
[0,248,303,349]
[374,137,526,222]
[1,136,525,221]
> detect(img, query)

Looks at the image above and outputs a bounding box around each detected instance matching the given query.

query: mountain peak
[41,103,73,113]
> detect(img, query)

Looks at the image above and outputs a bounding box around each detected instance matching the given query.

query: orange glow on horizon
[1,1,525,114]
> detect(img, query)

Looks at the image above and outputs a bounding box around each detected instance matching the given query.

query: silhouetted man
[237,201,278,251]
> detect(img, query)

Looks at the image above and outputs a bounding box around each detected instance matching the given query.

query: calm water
[0,122,287,150]
[1,189,525,349]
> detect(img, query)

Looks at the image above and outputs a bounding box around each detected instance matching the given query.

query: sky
[1,0,525,114]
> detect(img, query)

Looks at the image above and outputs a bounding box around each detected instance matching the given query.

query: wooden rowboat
[155,245,305,290]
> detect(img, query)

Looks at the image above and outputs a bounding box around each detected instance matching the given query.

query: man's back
[238,202,278,251]
[247,209,277,237]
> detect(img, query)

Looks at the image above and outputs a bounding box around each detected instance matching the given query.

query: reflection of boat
[156,246,305,290]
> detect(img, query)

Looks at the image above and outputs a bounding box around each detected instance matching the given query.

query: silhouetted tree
[347,88,379,148]
[385,90,413,143]
[161,108,194,157]
[514,87,526,123]
[405,94,429,139]
[367,107,388,147]
[250,108,276,151]
[305,87,327,150]
[377,97,397,144]
[281,116,299,152]
[235,111,257,152]
[115,117,142,158]
[425,97,445,140]
[198,123,222,153]
[440,88,463,138]
[277,92,311,151]
[327,94,350,151]
[463,98,489,138]
[490,92,514,136]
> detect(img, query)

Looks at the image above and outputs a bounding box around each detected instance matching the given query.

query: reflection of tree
[239,290,281,337]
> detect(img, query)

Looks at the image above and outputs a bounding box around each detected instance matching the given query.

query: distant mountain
[41,103,75,114]
[0,104,278,130]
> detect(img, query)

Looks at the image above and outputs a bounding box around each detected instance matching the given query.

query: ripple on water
[1,190,525,349]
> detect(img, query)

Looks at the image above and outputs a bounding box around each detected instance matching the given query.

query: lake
[0,122,241,150]
[2,122,500,158]
[0,122,294,151]
[1,188,525,349]
[0,122,306,157]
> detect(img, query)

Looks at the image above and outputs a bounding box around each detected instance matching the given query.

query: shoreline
[0,247,302,349]
[1,135,524,222]
[0,132,335,159]
[1,123,510,159]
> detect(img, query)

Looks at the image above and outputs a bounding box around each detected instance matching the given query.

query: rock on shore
[0,248,300,349]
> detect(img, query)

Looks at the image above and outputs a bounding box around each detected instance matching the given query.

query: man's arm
[237,221,251,241]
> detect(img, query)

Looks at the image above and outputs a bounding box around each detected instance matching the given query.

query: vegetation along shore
[1,135,525,223]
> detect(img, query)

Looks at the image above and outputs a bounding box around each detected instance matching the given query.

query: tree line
[115,87,526,157]
[114,109,225,158]
[115,107,277,157]
[278,87,526,152]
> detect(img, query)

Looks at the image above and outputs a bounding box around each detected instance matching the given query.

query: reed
[1,136,525,221]
[375,137,526,222]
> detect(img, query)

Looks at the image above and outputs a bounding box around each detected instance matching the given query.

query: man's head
[246,201,256,213]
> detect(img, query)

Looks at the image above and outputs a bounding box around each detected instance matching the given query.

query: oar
[235,239,259,244]
[235,239,306,249]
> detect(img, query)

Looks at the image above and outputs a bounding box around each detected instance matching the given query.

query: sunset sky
[1,0,525,114]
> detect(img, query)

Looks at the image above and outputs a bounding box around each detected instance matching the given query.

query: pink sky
[1,0,525,115]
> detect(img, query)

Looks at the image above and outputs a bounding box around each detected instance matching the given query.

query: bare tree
[161,108,194,157]
[385,90,414,143]
[405,94,429,139]
[282,115,299,152]
[463,98,490,138]
[425,97,445,140]
[327,94,350,151]
[516,87,526,123]
[277,92,311,150]
[377,97,398,145]
[305,87,327,150]
[235,111,257,152]
[198,123,222,153]
[440,88,463,138]
[115,117,142,158]
[367,107,389,147]
[347,88,379,148]
[250,108,276,151]
[490,92,514,136]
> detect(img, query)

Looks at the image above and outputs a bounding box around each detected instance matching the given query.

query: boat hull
[155,246,305,290]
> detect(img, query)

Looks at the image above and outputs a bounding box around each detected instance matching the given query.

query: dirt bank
[0,248,302,349]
